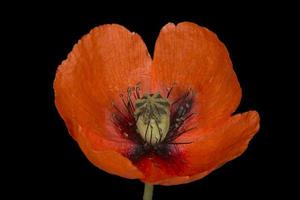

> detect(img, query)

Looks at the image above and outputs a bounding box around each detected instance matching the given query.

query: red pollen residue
[133,146,188,182]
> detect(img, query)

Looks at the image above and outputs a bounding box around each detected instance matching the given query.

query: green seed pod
[134,93,170,145]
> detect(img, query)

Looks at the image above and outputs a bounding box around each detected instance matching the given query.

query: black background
[8,3,296,199]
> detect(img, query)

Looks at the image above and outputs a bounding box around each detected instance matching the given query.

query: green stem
[143,183,154,200]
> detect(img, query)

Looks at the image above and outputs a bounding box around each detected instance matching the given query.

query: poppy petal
[180,111,260,178]
[76,125,144,179]
[146,111,259,185]
[54,24,152,141]
[152,22,241,126]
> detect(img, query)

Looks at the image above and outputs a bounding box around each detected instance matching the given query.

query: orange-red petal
[139,111,259,185]
[54,24,151,178]
[151,22,241,126]
[54,24,151,141]
[76,125,144,179]
[181,111,260,178]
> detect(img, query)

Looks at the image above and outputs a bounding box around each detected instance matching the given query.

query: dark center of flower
[111,83,195,163]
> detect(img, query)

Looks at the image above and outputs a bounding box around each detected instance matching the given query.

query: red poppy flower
[54,22,260,186]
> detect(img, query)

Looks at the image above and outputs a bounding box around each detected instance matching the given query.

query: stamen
[135,82,141,99]
[168,141,193,145]
[119,94,130,113]
[183,112,196,121]
[170,126,197,141]
[167,82,176,98]
[127,88,135,114]
[133,89,137,100]
[165,89,195,142]
[112,103,130,121]
[112,83,196,163]
[171,91,189,106]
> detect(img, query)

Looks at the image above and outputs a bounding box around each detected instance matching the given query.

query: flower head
[54,22,260,185]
